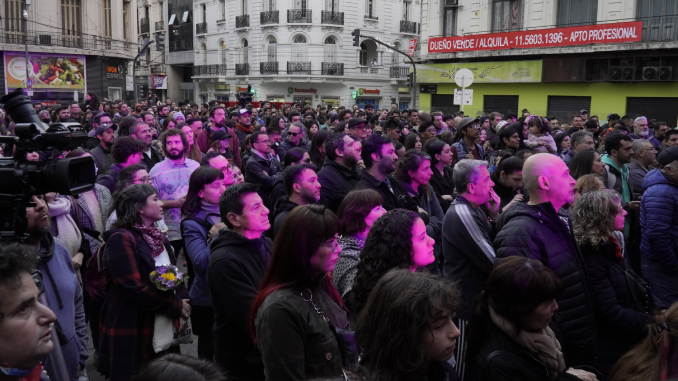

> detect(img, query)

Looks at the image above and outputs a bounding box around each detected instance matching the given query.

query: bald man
[493,154,598,369]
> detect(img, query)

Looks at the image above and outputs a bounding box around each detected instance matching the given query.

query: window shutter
[484,95,520,117]
[547,96,592,124]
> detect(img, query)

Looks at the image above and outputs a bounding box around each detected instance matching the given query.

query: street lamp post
[23,2,30,100]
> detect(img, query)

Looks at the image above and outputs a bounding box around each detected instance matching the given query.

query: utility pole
[352,29,417,110]
[133,39,154,106]
[23,0,31,100]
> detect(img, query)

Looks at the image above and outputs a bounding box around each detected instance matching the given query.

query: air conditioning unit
[445,0,459,5]
[37,34,52,45]
[643,66,673,81]
[609,66,635,81]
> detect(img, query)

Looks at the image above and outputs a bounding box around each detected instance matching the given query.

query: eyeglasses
[219,163,236,173]
[468,124,480,130]
[255,140,271,145]
[131,176,154,184]
[289,131,302,137]
[320,235,342,251]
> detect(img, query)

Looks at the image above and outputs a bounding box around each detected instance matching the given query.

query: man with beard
[245,131,284,205]
[601,131,639,236]
[356,133,418,211]
[157,104,170,126]
[318,132,361,213]
[118,102,131,117]
[55,105,74,123]
[90,116,117,175]
[149,129,200,255]
[22,194,89,381]
[270,163,321,238]
[129,121,162,170]
[494,153,597,369]
[630,116,661,148]
[196,106,241,167]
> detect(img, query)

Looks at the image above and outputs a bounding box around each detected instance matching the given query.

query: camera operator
[23,195,89,381]
[0,243,57,381]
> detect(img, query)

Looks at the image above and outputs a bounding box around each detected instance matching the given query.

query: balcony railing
[288,9,312,23]
[261,10,279,25]
[140,18,150,34]
[288,61,312,74]
[321,11,344,25]
[217,18,226,23]
[236,15,250,28]
[322,62,344,75]
[0,29,136,54]
[236,63,250,75]
[359,66,379,74]
[400,20,418,34]
[155,21,164,32]
[260,62,279,74]
[193,64,227,76]
[390,66,410,78]
[641,15,678,42]
[196,22,207,34]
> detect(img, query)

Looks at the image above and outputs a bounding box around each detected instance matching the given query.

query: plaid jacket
[97,228,185,381]
[69,184,112,255]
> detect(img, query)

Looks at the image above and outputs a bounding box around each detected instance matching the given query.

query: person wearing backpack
[180,166,227,360]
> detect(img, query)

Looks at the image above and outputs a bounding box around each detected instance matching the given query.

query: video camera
[237,85,253,107]
[0,88,96,241]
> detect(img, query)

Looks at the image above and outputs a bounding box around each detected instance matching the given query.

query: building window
[267,36,277,61]
[638,0,677,40]
[241,39,249,64]
[325,0,339,11]
[5,0,23,40]
[402,1,409,21]
[265,0,277,11]
[61,0,82,36]
[201,43,207,65]
[292,34,308,61]
[294,0,308,10]
[103,0,112,38]
[324,36,337,62]
[365,0,375,18]
[391,41,401,65]
[220,0,225,19]
[359,43,367,66]
[492,0,521,32]
[242,0,248,14]
[220,40,226,65]
[443,7,457,36]
[557,0,597,26]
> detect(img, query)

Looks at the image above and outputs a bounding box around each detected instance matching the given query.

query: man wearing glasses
[347,118,368,143]
[90,112,116,175]
[278,122,309,158]
[628,139,657,197]
[202,151,237,188]
[452,117,486,161]
[245,131,284,204]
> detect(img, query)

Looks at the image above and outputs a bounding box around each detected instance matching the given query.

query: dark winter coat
[640,168,678,309]
[245,151,283,205]
[476,325,591,381]
[98,228,184,381]
[317,158,361,213]
[430,165,455,213]
[493,202,597,368]
[141,146,163,172]
[270,196,298,239]
[266,178,287,212]
[580,241,653,375]
[255,281,349,381]
[278,138,310,159]
[96,163,124,194]
[90,144,114,175]
[492,182,520,212]
[355,171,418,212]
[207,229,272,380]
[443,196,496,320]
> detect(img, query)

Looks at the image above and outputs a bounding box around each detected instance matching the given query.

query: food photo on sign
[4,52,86,91]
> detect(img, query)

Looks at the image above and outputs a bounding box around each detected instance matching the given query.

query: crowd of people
[2,93,678,381]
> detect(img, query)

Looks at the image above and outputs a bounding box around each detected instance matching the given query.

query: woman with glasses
[250,204,349,380]
[180,167,226,361]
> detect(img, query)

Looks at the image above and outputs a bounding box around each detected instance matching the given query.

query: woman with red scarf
[98,184,190,381]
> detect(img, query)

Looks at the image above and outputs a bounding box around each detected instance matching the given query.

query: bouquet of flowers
[149,264,187,291]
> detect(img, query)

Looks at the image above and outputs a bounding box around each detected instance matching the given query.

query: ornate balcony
[288,9,312,23]
[236,15,249,28]
[261,10,279,25]
[287,61,312,74]
[196,22,207,34]
[140,18,150,34]
[321,11,344,25]
[260,62,279,75]
[400,20,419,34]
[235,63,250,75]
[390,66,410,78]
[154,21,164,32]
[322,62,344,76]
[193,64,227,76]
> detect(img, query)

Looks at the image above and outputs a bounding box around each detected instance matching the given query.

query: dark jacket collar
[322,158,359,178]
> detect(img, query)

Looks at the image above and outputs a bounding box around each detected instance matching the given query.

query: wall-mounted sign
[420,85,437,94]
[236,86,249,92]
[429,21,643,53]
[151,75,167,89]
[288,87,317,94]
[4,52,86,92]
[358,88,380,95]
[409,39,417,56]
[417,61,542,83]
[106,65,125,80]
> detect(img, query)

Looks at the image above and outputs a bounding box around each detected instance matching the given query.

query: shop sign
[420,85,437,94]
[417,60,542,83]
[4,52,86,91]
[151,75,168,89]
[429,21,642,53]
[106,64,125,80]
[398,87,411,94]
[236,86,249,92]
[288,87,317,94]
[126,75,134,91]
[358,88,380,95]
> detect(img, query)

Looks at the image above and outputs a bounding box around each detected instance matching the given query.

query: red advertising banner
[428,21,643,53]
[409,39,417,56]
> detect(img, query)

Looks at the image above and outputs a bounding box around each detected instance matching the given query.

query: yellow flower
[161,273,176,281]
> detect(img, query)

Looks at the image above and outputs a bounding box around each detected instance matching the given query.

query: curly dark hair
[112,136,145,164]
[351,209,420,314]
[394,150,432,195]
[356,269,460,381]
[0,243,39,316]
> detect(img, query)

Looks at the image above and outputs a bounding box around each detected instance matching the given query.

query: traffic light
[406,73,414,87]
[155,33,165,51]
[352,29,361,47]
[138,85,145,99]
